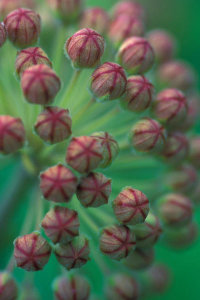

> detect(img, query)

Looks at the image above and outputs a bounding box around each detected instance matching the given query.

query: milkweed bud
[80,7,109,35]
[14,232,51,271]
[0,272,18,300]
[0,23,6,47]
[76,172,112,207]
[4,8,41,48]
[55,236,90,270]
[124,247,155,270]
[131,118,166,153]
[178,94,199,132]
[100,225,136,260]
[66,136,103,173]
[15,47,52,76]
[106,274,139,300]
[91,132,119,167]
[189,137,200,168]
[117,37,155,75]
[112,1,145,20]
[0,0,35,19]
[121,75,154,112]
[47,0,83,23]
[40,164,78,203]
[90,62,127,101]
[157,193,193,227]
[41,206,79,244]
[113,187,149,225]
[53,275,90,300]
[65,28,105,69]
[21,64,61,105]
[0,115,26,155]
[34,107,72,144]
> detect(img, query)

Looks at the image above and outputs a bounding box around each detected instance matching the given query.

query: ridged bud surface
[0,272,18,300]
[80,7,109,35]
[124,247,155,270]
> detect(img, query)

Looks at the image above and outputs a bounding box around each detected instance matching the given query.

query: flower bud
[0,115,26,154]
[112,1,145,20]
[0,0,35,19]
[47,0,83,23]
[34,107,72,144]
[113,187,149,225]
[117,37,155,74]
[91,131,119,167]
[121,75,154,112]
[15,47,52,76]
[14,232,51,271]
[40,164,78,203]
[157,193,193,227]
[65,28,105,69]
[124,247,155,270]
[21,64,61,105]
[80,7,109,35]
[4,8,41,48]
[66,136,103,173]
[53,275,90,300]
[0,23,6,47]
[0,272,18,300]
[106,274,139,300]
[76,172,111,207]
[90,62,127,101]
[131,118,166,153]
[54,236,90,270]
[41,206,79,244]
[100,225,136,260]
[189,137,200,168]
[133,212,162,248]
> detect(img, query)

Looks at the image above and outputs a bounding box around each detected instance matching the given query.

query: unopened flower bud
[47,0,83,23]
[40,164,77,202]
[117,37,155,74]
[14,232,51,271]
[80,7,109,35]
[124,247,155,270]
[34,107,72,144]
[15,47,52,76]
[189,137,200,168]
[0,272,18,300]
[90,62,127,101]
[0,23,6,47]
[0,0,35,19]
[77,172,111,207]
[0,115,26,154]
[113,187,149,225]
[66,136,103,173]
[41,206,79,244]
[112,1,145,20]
[55,236,90,270]
[65,28,105,69]
[100,225,136,260]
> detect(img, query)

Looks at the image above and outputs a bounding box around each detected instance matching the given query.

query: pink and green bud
[34,107,72,144]
[0,272,18,300]
[0,23,6,47]
[54,236,90,270]
[0,0,35,19]
[47,0,83,23]
[117,37,155,75]
[14,231,51,271]
[66,136,103,173]
[21,64,61,105]
[113,187,149,225]
[65,28,105,69]
[91,131,119,167]
[90,62,127,101]
[4,8,41,48]
[76,172,112,207]
[131,118,166,153]
[53,274,90,300]
[124,247,155,270]
[0,115,26,155]
[100,225,136,260]
[112,1,145,20]
[121,75,154,112]
[15,47,52,77]
[40,164,78,203]
[41,206,79,244]
[189,137,200,168]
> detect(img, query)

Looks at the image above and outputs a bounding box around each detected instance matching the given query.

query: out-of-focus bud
[121,75,154,112]
[117,37,155,75]
[112,1,145,20]
[113,187,149,225]
[47,0,83,23]
[0,115,26,155]
[124,247,155,270]
[0,23,6,47]
[0,272,18,300]
[90,62,127,101]
[54,236,90,270]
[191,182,200,206]
[80,7,109,35]
[0,0,35,19]
[189,137,200,168]
[21,64,61,105]
[4,8,41,48]
[41,206,79,244]
[131,118,166,153]
[66,136,103,173]
[34,107,72,144]
[76,172,112,207]
[65,28,105,69]
[14,232,51,271]
[100,225,136,260]
[40,164,78,203]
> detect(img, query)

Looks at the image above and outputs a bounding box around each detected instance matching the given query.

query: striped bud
[0,272,18,300]
[0,23,6,47]
[112,1,145,20]
[124,247,155,270]
[189,137,200,168]
[0,0,35,19]
[80,7,109,35]
[47,0,83,23]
